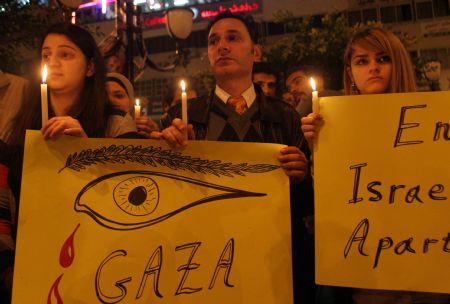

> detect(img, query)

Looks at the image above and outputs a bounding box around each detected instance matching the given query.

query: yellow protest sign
[12,131,293,303]
[315,91,450,293]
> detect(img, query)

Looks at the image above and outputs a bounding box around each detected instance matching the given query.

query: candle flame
[309,77,316,91]
[42,65,48,84]
[180,80,186,92]
[135,98,140,106]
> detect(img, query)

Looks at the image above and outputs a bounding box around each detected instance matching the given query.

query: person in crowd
[105,53,125,74]
[285,65,341,117]
[284,66,313,116]
[5,22,140,218]
[0,70,28,302]
[302,27,450,304]
[1,24,140,301]
[7,23,137,146]
[301,27,416,151]
[252,62,278,97]
[152,12,315,303]
[106,72,158,138]
[106,72,135,114]
[98,30,126,74]
[0,141,14,303]
[0,70,29,142]
[282,91,296,107]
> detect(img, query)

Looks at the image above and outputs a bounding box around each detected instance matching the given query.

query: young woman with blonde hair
[302,27,450,303]
[302,26,416,149]
[342,27,416,95]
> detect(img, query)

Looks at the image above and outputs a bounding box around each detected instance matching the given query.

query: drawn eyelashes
[74,171,266,230]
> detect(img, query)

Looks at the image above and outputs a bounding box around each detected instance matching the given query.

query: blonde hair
[343,27,416,95]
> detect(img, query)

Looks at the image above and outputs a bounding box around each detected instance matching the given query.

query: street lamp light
[124,1,194,80]
[165,7,194,40]
[133,4,194,77]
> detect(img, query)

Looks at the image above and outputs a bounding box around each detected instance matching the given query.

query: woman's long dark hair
[7,23,107,146]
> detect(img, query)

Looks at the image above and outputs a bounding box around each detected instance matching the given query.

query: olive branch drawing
[58,145,279,177]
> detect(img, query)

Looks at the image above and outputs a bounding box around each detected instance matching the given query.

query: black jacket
[161,89,310,156]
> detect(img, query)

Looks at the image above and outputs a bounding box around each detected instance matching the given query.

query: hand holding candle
[134,98,141,118]
[41,64,48,126]
[180,80,188,137]
[310,77,319,114]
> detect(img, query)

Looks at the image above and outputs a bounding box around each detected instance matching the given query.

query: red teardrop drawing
[59,223,80,268]
[47,274,63,304]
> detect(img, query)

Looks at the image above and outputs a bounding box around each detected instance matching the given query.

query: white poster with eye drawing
[12,131,293,304]
[314,91,450,293]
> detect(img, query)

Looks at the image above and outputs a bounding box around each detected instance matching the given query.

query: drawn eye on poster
[12,131,293,304]
[74,171,266,230]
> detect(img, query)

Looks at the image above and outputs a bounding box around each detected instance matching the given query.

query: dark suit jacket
[162,87,309,153]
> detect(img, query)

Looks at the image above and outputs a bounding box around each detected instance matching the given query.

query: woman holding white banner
[302,27,449,304]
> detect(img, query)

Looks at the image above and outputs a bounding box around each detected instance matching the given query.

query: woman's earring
[351,82,359,93]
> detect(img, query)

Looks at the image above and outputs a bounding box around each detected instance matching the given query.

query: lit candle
[41,64,48,126]
[310,77,319,113]
[134,99,141,118]
[180,80,188,137]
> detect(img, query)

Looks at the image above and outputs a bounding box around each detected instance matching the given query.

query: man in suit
[154,12,315,303]
[285,66,342,117]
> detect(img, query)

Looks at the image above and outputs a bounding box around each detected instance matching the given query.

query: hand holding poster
[13,132,293,303]
[314,91,449,293]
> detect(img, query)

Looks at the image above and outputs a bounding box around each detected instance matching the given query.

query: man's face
[253,72,277,97]
[207,18,260,80]
[285,70,311,106]
[106,55,124,73]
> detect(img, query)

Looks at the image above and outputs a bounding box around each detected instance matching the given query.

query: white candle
[41,64,48,126]
[310,77,319,113]
[134,98,141,118]
[180,80,188,136]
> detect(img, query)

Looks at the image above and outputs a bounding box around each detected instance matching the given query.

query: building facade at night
[75,0,450,115]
